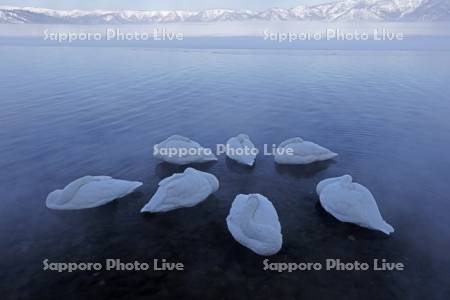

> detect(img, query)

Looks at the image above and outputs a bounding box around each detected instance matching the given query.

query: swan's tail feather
[377,221,395,235]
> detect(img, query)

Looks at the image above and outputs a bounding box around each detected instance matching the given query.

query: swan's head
[341,175,352,183]
[316,175,352,195]
[279,137,304,149]
[237,134,249,142]
[247,194,260,208]
[240,194,282,256]
[339,175,354,189]
[58,175,101,205]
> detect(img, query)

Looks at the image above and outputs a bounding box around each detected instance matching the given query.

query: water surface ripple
[0,46,449,299]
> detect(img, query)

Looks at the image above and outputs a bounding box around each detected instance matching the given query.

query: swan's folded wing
[165,135,193,143]
[158,173,185,186]
[70,179,142,209]
[321,188,365,224]
[150,175,212,211]
[317,176,350,195]
[278,137,304,148]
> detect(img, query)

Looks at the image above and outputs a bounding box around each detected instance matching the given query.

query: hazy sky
[0,0,330,10]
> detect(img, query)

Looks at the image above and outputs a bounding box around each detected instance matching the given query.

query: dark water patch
[0,46,449,299]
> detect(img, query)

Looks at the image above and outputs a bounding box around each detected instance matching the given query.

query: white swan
[274,137,337,165]
[141,168,219,213]
[226,194,283,256]
[316,175,394,235]
[46,176,142,210]
[226,134,257,166]
[153,135,217,165]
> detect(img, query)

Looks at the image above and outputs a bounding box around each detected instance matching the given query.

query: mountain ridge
[0,0,449,23]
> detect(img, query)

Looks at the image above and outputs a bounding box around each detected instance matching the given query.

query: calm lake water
[0,45,449,299]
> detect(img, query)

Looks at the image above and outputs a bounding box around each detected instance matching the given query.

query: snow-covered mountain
[0,0,448,24]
